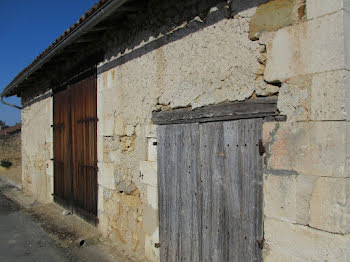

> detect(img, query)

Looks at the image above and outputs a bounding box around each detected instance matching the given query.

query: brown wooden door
[53,74,97,220]
[53,89,72,209]
[70,75,98,218]
[157,119,263,262]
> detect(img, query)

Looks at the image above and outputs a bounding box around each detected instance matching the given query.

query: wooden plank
[223,119,263,261]
[179,123,200,261]
[199,123,212,262]
[53,88,71,207]
[168,124,179,261]
[157,125,168,262]
[157,118,263,262]
[223,121,242,262]
[189,124,201,262]
[158,124,201,262]
[152,97,278,125]
[200,122,228,262]
[70,74,98,218]
[240,119,263,261]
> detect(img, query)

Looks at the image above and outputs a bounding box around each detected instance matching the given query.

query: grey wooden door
[157,119,263,262]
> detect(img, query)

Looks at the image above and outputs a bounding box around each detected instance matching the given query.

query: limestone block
[97,73,104,92]
[309,177,350,234]
[265,11,346,82]
[249,0,297,40]
[264,173,297,223]
[145,124,157,138]
[255,78,280,96]
[103,115,114,137]
[101,86,120,117]
[97,214,109,237]
[345,10,350,71]
[311,70,350,120]
[277,75,311,121]
[106,69,116,90]
[148,138,157,162]
[98,162,116,190]
[264,173,317,225]
[295,174,318,225]
[114,116,125,136]
[135,124,141,137]
[264,218,350,262]
[98,185,104,212]
[116,181,136,194]
[46,160,53,177]
[307,0,345,20]
[262,122,278,145]
[147,185,158,210]
[97,91,102,115]
[97,135,104,162]
[145,227,160,262]
[125,124,135,137]
[48,175,54,197]
[140,161,157,187]
[267,122,350,178]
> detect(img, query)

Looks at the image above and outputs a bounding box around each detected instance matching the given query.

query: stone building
[1,0,350,261]
[0,124,22,186]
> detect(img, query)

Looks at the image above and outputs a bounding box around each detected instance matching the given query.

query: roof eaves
[1,0,129,98]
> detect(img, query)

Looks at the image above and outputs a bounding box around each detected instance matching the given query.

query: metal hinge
[257,238,264,249]
[258,139,265,156]
[154,243,161,248]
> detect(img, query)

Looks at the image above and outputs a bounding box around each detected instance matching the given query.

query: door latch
[257,238,264,249]
[258,139,265,156]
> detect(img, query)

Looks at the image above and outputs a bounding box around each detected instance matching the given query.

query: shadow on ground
[0,178,147,262]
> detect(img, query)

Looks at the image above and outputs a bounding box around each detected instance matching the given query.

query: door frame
[152,97,280,261]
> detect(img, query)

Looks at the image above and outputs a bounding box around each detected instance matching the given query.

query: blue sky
[0,0,97,126]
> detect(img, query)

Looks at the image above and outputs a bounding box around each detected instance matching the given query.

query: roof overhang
[1,0,145,99]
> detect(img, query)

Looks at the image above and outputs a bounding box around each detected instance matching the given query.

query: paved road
[0,190,68,262]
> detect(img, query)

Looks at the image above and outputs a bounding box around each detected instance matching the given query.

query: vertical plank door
[70,75,98,218]
[157,123,201,262]
[157,118,263,262]
[53,89,72,209]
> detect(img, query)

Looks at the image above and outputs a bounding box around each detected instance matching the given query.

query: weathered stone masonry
[0,125,22,185]
[261,0,350,261]
[96,1,282,260]
[19,0,350,261]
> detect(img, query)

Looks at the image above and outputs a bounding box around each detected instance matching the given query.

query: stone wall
[0,126,22,185]
[21,95,53,203]
[18,0,350,261]
[261,0,350,261]
[96,0,293,260]
[97,0,350,260]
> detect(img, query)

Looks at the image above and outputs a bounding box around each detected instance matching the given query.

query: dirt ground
[0,178,148,262]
